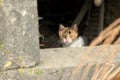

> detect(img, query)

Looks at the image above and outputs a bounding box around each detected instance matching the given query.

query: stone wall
[0,0,39,69]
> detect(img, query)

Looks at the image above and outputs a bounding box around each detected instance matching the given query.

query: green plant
[35,67,43,76]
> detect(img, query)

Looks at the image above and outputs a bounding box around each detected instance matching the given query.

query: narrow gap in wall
[37,0,91,49]
[37,0,120,49]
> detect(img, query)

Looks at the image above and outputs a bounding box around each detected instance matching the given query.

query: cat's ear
[59,24,65,31]
[71,24,78,32]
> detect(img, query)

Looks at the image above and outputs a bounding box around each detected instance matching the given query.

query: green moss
[18,68,24,74]
[0,42,3,49]
[0,0,2,5]
[35,67,43,76]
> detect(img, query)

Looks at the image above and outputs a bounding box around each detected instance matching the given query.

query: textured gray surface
[40,45,120,68]
[0,45,120,80]
[0,0,120,80]
[0,0,39,69]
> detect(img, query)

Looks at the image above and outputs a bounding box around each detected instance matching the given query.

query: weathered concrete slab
[40,45,120,69]
[0,45,120,80]
[0,46,120,80]
[0,0,39,69]
[0,67,73,80]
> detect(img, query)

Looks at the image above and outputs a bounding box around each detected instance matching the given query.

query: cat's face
[59,24,78,45]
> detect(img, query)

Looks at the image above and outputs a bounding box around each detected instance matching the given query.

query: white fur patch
[60,36,87,47]
[69,36,86,47]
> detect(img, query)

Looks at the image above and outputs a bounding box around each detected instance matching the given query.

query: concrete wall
[0,0,40,69]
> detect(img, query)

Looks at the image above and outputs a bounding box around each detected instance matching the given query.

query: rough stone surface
[0,0,39,68]
[40,45,120,68]
[0,0,120,80]
[0,67,73,80]
[0,45,120,80]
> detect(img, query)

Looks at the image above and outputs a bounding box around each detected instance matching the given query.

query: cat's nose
[66,37,69,43]
[66,40,69,43]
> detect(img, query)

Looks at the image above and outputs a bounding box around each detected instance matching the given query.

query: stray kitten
[58,24,87,47]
